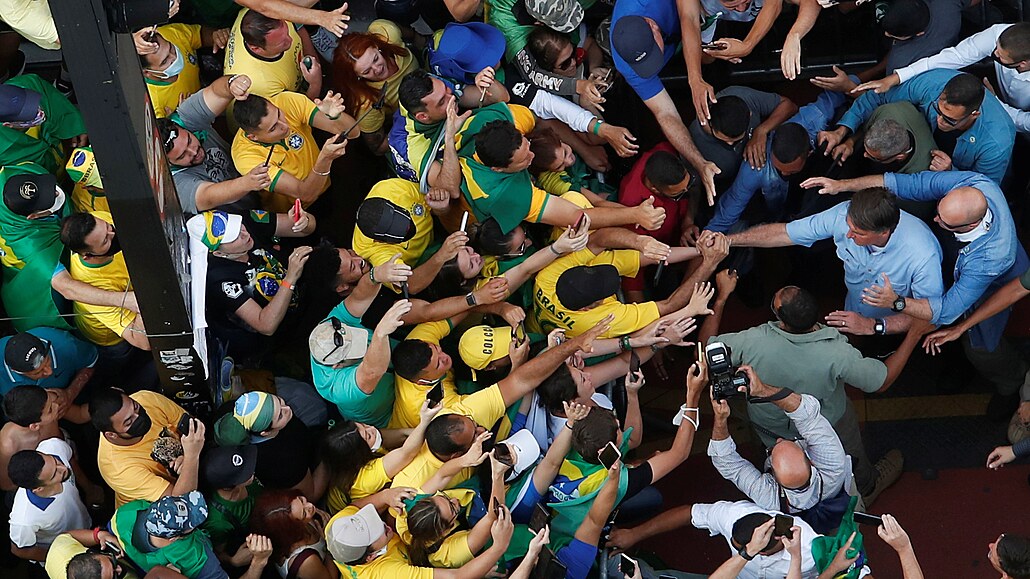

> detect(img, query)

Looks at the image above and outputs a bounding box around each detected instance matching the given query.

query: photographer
[700,283,928,507]
[709,366,849,533]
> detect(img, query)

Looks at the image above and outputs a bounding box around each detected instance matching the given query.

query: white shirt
[690,500,819,579]
[895,24,1030,132]
[9,438,90,549]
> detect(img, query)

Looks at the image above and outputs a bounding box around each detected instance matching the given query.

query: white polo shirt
[9,438,90,550]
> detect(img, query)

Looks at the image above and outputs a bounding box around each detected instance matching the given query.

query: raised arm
[356,300,411,395]
[383,402,440,477]
[644,354,706,482]
[643,89,720,206]
[531,402,589,495]
[236,0,350,36]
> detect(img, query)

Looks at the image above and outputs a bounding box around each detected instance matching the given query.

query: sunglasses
[991,49,1023,69]
[499,239,527,259]
[5,108,46,129]
[932,100,975,127]
[655,172,699,201]
[321,317,346,362]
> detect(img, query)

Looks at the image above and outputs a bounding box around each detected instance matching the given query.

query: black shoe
[987,392,1020,422]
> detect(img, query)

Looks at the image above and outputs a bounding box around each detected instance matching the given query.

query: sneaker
[862,449,904,508]
[1008,409,1030,445]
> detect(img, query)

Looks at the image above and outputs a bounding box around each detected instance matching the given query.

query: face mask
[370,428,383,452]
[125,407,152,438]
[954,208,993,243]
[149,45,185,79]
[89,234,121,258]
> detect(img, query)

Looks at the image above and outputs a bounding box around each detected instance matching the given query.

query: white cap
[499,429,541,482]
[309,317,370,366]
[326,503,386,564]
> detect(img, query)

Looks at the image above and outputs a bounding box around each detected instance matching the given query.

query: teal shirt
[310,300,395,428]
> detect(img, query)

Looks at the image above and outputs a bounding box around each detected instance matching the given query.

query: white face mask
[148,45,185,79]
[370,428,383,453]
[954,208,992,243]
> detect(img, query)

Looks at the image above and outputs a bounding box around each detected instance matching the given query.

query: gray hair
[864,118,910,158]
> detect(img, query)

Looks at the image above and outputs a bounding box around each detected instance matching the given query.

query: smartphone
[629,350,641,376]
[426,382,443,407]
[853,512,883,526]
[494,443,514,467]
[619,554,636,576]
[531,547,567,579]
[103,540,123,557]
[492,497,501,516]
[598,441,621,470]
[529,503,551,533]
[573,211,586,233]
[459,211,469,233]
[293,198,302,224]
[774,514,794,539]
[653,261,666,285]
[701,42,726,50]
[401,281,410,300]
[176,413,193,436]
[513,321,527,346]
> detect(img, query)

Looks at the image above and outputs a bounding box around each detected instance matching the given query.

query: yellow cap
[458,325,513,381]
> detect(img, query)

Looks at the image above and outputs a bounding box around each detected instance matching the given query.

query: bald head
[770,440,812,490]
[937,186,988,231]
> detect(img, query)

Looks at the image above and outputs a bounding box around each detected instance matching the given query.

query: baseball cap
[525,0,584,33]
[356,198,416,243]
[4,333,47,373]
[555,264,620,310]
[430,22,506,84]
[309,317,370,366]
[498,429,541,482]
[458,325,513,381]
[202,444,258,489]
[3,172,63,217]
[134,491,209,552]
[0,85,41,123]
[66,147,104,189]
[186,211,243,252]
[612,16,665,79]
[326,503,387,564]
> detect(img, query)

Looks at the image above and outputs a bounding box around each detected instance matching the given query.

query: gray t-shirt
[885,0,969,75]
[171,91,238,214]
[688,86,781,184]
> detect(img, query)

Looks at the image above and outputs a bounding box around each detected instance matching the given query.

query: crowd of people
[0,0,1029,577]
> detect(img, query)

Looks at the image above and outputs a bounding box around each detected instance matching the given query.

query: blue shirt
[706,89,846,233]
[885,170,1029,350]
[838,69,1015,184]
[0,327,97,396]
[786,201,944,319]
[610,0,679,101]
[309,301,395,428]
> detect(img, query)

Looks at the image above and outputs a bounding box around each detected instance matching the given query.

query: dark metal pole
[50,0,210,412]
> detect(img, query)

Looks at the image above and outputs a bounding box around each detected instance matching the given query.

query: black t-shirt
[933,126,961,156]
[253,415,318,489]
[206,210,290,331]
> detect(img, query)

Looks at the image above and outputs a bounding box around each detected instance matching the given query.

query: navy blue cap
[0,85,41,123]
[612,16,665,79]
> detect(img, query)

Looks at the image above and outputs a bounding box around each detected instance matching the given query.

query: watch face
[893,297,905,311]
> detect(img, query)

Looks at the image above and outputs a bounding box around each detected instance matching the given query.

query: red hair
[250,489,311,563]
[331,31,408,118]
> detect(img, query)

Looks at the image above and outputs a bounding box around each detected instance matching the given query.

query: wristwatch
[891,296,906,312]
[874,318,887,336]
[737,543,756,561]
[465,292,477,306]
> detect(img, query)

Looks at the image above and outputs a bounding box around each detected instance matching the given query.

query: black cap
[357,198,416,243]
[4,333,47,373]
[3,173,58,216]
[555,264,620,310]
[202,444,258,489]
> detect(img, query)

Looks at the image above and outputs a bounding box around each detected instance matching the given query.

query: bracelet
[680,407,700,430]
[592,119,604,136]
[227,74,240,87]
[650,343,661,353]
[313,168,331,176]
[619,335,631,352]
[93,527,101,544]
[548,244,562,256]
[327,113,341,120]
[280,280,294,291]
[369,268,379,284]
[565,421,574,430]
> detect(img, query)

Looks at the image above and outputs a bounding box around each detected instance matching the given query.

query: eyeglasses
[499,239,527,259]
[991,49,1023,69]
[321,317,346,362]
[932,100,975,127]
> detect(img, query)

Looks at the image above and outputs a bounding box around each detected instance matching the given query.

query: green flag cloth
[812,496,868,579]
[0,163,72,331]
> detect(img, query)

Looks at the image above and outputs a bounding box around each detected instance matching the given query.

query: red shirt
[617,142,691,246]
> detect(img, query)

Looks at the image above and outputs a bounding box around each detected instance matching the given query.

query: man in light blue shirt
[819,69,1015,184]
[706,89,846,233]
[726,187,943,335]
[803,170,1030,419]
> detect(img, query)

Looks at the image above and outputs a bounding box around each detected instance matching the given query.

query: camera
[705,342,750,401]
